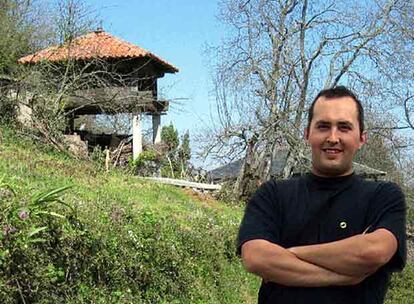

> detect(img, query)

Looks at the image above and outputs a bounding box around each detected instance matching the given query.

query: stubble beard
[312,155,353,177]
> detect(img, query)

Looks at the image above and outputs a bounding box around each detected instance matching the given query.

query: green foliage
[0,92,17,124]
[385,263,414,304]
[129,150,158,176]
[131,150,157,168]
[407,208,414,227]
[90,145,104,161]
[160,124,192,179]
[0,1,45,75]
[0,126,258,303]
[161,123,179,151]
[0,181,80,303]
[0,1,36,124]
[89,145,115,173]
[178,131,191,162]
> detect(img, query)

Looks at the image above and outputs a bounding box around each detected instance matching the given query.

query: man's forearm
[241,239,366,287]
[289,229,398,276]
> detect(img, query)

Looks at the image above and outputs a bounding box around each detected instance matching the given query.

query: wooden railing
[66,87,168,114]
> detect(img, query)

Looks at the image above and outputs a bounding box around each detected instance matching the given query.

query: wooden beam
[141,177,221,190]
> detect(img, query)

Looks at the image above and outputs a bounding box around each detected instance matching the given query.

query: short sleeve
[237,180,281,255]
[366,182,406,272]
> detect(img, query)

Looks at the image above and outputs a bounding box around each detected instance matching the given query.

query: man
[238,86,406,304]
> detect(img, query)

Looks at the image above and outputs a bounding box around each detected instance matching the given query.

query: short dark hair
[307,86,364,134]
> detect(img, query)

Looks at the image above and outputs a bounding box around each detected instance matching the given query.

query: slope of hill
[0,127,259,303]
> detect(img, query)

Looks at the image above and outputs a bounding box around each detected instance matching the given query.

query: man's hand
[241,239,367,287]
[288,228,398,277]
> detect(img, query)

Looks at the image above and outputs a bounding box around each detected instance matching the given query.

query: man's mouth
[322,148,343,154]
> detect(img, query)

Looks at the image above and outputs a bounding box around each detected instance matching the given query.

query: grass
[386,263,414,303]
[0,126,259,303]
[0,128,240,221]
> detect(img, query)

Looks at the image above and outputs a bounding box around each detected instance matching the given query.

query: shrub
[0,181,81,303]
[131,150,157,168]
[130,150,159,176]
[0,94,17,125]
[0,177,258,303]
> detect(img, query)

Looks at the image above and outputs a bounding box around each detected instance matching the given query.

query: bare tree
[201,0,414,198]
[53,0,99,43]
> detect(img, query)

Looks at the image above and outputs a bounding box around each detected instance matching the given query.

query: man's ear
[359,131,367,148]
[304,128,309,141]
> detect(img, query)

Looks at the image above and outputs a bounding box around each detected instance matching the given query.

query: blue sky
[88,0,223,140]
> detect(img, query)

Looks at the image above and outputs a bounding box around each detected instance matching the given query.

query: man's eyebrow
[315,120,331,125]
[338,121,354,127]
[314,120,355,128]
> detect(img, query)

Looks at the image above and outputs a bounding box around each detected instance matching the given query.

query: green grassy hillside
[0,126,412,303]
[0,127,259,303]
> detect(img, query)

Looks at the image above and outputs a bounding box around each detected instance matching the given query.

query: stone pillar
[152,114,162,144]
[132,113,142,160]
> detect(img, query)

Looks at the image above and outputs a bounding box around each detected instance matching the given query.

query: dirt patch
[182,188,222,208]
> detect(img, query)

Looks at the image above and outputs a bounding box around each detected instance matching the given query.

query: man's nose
[327,128,340,144]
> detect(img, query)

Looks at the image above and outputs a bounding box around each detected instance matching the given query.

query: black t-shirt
[237,173,406,304]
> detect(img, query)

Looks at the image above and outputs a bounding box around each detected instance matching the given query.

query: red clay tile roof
[18,30,178,73]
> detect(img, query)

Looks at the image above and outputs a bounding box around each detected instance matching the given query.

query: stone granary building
[18,29,178,159]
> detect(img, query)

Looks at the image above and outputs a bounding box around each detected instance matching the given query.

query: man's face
[305,96,366,177]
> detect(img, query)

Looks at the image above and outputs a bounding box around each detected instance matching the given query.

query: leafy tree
[0,1,38,123]
[178,131,191,177]
[161,123,179,152]
[0,1,29,74]
[160,124,192,178]
[0,0,54,75]
[179,131,191,163]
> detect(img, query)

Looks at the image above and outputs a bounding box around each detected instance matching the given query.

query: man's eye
[339,125,351,131]
[317,125,329,129]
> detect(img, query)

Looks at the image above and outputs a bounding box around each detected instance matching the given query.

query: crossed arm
[241,228,397,287]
